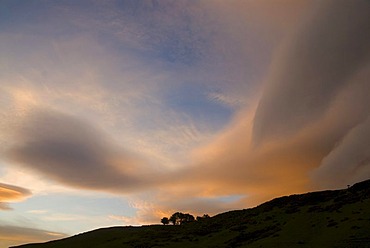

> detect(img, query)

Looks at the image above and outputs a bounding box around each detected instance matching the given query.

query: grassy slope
[13,179,370,248]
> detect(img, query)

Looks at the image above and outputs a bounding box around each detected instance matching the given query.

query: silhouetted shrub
[161,217,169,225]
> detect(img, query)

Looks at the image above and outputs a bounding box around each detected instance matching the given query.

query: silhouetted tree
[169,215,176,225]
[161,217,169,225]
[169,212,195,225]
[170,212,183,225]
[183,213,195,223]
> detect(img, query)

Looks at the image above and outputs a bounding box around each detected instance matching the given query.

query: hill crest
[12,179,370,248]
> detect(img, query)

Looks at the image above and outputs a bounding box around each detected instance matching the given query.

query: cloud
[174,0,370,207]
[0,0,369,230]
[252,0,370,145]
[0,225,65,248]
[4,108,161,193]
[312,116,370,189]
[110,191,242,226]
[0,183,31,210]
[0,0,302,176]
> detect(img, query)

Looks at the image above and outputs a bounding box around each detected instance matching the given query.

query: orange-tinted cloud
[0,183,31,210]
[172,0,370,207]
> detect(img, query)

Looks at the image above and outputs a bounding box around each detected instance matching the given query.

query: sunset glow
[1,0,369,247]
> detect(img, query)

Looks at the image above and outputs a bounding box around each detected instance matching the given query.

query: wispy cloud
[0,225,65,248]
[27,209,49,215]
[0,183,31,210]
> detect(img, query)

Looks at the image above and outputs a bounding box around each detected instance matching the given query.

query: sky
[0,0,369,247]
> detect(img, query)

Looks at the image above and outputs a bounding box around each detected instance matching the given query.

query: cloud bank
[312,116,370,188]
[177,0,370,206]
[5,108,161,193]
[251,0,370,188]
[253,0,370,145]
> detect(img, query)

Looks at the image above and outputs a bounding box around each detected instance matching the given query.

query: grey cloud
[312,117,370,189]
[253,0,370,145]
[6,108,159,193]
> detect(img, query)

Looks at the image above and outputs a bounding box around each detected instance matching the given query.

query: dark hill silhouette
[12,179,370,248]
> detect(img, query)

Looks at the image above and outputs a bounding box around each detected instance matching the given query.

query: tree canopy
[161,212,210,225]
[161,217,169,225]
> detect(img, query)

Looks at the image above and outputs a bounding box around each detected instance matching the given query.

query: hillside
[12,179,370,248]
